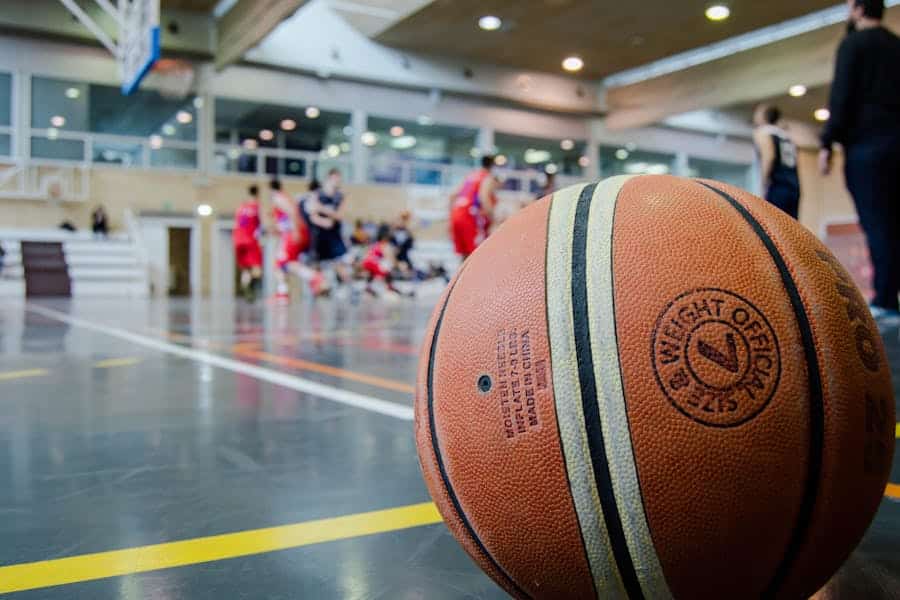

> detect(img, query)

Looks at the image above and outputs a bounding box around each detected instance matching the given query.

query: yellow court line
[0,502,442,594]
[0,368,49,382]
[93,357,141,369]
[895,422,899,439]
[887,483,900,500]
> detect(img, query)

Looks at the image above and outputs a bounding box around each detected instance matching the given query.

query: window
[494,133,587,178]
[365,116,477,185]
[0,72,11,156]
[599,146,676,177]
[214,98,351,178]
[687,157,751,190]
[30,76,198,167]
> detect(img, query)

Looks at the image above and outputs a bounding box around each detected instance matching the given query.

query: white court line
[26,304,415,421]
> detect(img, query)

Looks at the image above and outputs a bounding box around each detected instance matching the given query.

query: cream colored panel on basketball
[546,182,626,598]
[584,175,673,599]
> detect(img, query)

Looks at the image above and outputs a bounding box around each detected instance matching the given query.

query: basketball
[415,175,896,599]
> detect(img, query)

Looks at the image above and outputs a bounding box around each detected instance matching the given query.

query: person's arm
[820,37,857,174]
[448,182,464,207]
[332,195,347,222]
[753,128,776,190]
[478,177,499,217]
[273,193,301,240]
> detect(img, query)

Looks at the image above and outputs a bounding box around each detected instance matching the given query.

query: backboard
[119,0,161,95]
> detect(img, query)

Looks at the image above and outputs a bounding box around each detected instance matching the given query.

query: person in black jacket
[820,0,900,319]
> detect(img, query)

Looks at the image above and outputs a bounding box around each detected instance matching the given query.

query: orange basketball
[415,176,895,599]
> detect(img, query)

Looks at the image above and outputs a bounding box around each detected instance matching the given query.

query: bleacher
[0,229,149,298]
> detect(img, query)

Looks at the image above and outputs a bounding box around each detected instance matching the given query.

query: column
[350,109,367,184]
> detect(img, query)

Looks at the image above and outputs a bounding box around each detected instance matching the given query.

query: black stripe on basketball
[699,181,824,598]
[571,182,646,600]
[426,273,531,599]
[543,191,601,600]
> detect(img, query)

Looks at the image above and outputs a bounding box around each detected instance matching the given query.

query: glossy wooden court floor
[0,297,897,598]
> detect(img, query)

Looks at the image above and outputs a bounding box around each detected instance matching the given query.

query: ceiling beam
[604,8,900,131]
[215,0,308,70]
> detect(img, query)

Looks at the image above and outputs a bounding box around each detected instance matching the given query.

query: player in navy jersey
[753,104,801,219]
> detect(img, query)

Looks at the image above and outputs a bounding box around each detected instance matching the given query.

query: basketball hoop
[148,58,195,100]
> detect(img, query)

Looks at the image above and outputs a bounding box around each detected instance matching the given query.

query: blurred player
[362,225,408,297]
[233,184,262,302]
[307,168,351,286]
[753,104,801,219]
[270,179,311,302]
[391,210,415,274]
[450,155,499,260]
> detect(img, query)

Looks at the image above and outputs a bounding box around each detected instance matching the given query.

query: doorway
[168,227,192,296]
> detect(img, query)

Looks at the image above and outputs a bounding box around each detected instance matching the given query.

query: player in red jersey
[233,185,263,301]
[450,155,499,259]
[362,225,408,297]
[270,179,311,302]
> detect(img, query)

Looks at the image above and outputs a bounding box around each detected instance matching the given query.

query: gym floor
[0,297,898,599]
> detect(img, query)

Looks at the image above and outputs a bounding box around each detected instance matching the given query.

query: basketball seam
[698,181,825,598]
[544,188,601,600]
[572,183,646,600]
[426,269,532,600]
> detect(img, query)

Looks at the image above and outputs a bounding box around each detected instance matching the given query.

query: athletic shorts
[451,207,479,256]
[276,234,303,269]
[235,241,262,269]
[362,259,389,279]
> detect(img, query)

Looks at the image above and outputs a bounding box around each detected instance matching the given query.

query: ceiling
[727,84,830,126]
[377,0,836,79]
[161,0,220,13]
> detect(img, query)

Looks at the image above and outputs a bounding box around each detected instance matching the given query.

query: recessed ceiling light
[562,56,584,73]
[65,87,80,99]
[280,119,296,131]
[242,138,258,150]
[578,156,590,167]
[176,110,192,124]
[616,148,629,160]
[705,5,730,21]
[162,124,176,136]
[560,139,575,151]
[259,129,274,141]
[789,84,807,98]
[196,204,213,217]
[478,15,502,31]
[545,163,559,175]
[361,131,378,146]
[305,106,320,119]
[343,125,354,136]
[494,154,508,166]
[149,135,163,149]
[339,142,350,153]
[390,125,404,137]
[50,115,66,127]
[814,108,830,122]
[227,148,240,159]
[326,144,341,157]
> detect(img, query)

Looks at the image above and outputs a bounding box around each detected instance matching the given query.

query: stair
[21,241,71,297]
[0,229,148,298]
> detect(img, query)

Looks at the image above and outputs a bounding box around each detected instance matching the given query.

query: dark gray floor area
[0,297,897,599]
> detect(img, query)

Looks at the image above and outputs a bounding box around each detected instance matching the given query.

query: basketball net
[147,58,195,99]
